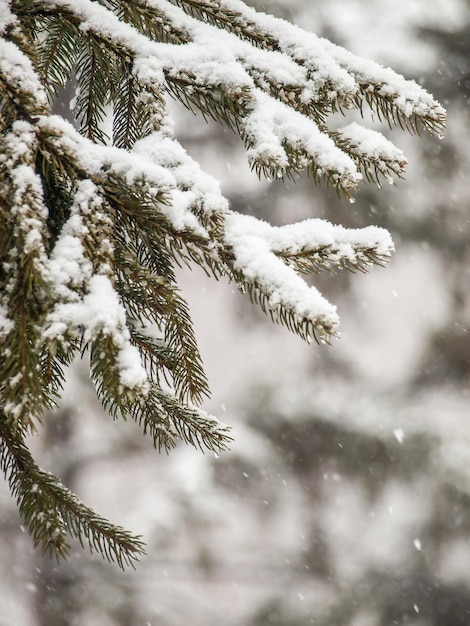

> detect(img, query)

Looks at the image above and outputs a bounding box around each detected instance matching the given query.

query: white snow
[0,0,16,36]
[243,91,362,188]
[0,305,14,339]
[38,116,226,237]
[223,212,393,336]
[46,274,149,391]
[393,428,405,444]
[0,39,48,108]
[224,213,341,337]
[44,181,148,392]
[10,164,48,253]
[133,128,229,221]
[0,121,38,168]
[339,122,406,166]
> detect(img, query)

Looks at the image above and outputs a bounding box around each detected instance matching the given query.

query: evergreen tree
[0,0,445,566]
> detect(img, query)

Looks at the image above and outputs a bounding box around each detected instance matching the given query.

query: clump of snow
[38,116,225,237]
[133,128,229,220]
[46,274,148,391]
[0,0,16,36]
[46,180,97,303]
[10,164,48,253]
[0,40,48,109]
[44,180,148,393]
[223,211,394,339]
[0,305,14,339]
[244,91,362,188]
[339,122,406,165]
[0,123,50,273]
[0,121,38,168]
[224,213,340,337]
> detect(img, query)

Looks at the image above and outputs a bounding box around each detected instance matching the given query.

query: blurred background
[1,0,470,624]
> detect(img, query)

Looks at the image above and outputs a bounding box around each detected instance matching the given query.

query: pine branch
[128,325,175,386]
[173,0,277,47]
[174,0,446,135]
[326,123,408,188]
[1,0,446,567]
[101,0,190,44]
[164,291,210,404]
[114,244,210,401]
[74,34,113,143]
[274,237,394,275]
[113,60,140,149]
[34,13,79,99]
[89,327,149,418]
[218,214,395,344]
[0,122,54,427]
[130,384,232,453]
[0,415,145,568]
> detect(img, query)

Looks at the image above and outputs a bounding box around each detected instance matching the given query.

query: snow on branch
[1,0,445,380]
[44,180,149,394]
[0,38,48,116]
[222,213,394,343]
[319,37,446,133]
[34,0,446,194]
[335,122,407,186]
[36,115,223,239]
[0,0,446,565]
[0,121,52,426]
[0,0,445,401]
[243,90,362,187]
[175,0,446,133]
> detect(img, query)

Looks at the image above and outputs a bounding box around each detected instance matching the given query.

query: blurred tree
[227,2,470,625]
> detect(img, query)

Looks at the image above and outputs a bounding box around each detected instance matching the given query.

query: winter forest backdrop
[1,0,470,624]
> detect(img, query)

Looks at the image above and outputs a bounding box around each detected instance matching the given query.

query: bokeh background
[1,0,470,624]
